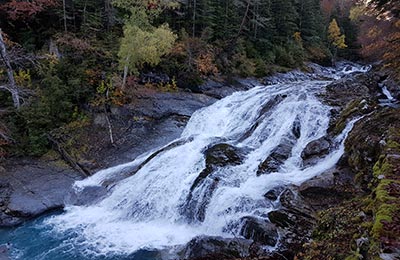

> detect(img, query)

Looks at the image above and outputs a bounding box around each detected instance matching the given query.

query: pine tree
[271,0,299,43]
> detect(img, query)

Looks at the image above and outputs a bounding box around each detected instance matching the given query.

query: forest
[0,1,400,260]
[0,0,398,158]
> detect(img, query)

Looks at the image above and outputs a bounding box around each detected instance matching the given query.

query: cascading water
[1,63,369,260]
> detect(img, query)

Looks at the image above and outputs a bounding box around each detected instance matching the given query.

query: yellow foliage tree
[118,7,177,88]
[328,19,347,49]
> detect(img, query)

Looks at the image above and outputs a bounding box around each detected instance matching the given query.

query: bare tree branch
[0,28,21,109]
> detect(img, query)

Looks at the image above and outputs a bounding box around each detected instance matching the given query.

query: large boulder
[179,236,252,260]
[301,137,332,166]
[191,143,244,190]
[302,137,331,159]
[240,216,279,246]
[321,72,380,108]
[0,158,83,227]
[299,167,356,209]
[183,143,244,222]
[267,187,315,259]
[257,135,297,175]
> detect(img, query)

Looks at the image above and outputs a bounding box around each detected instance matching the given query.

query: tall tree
[0,29,20,109]
[328,18,347,63]
[271,0,299,43]
[117,7,177,88]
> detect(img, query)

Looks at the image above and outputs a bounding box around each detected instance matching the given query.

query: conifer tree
[271,0,299,43]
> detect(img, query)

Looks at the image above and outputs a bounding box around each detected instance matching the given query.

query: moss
[333,99,363,135]
[345,253,361,260]
[300,124,400,260]
[386,139,400,150]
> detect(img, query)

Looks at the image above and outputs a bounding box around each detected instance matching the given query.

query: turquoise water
[0,212,161,260]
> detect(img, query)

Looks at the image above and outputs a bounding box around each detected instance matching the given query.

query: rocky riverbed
[0,78,254,229]
[0,63,399,260]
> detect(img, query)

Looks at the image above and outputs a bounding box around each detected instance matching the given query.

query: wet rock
[257,136,296,175]
[381,78,400,100]
[0,158,83,227]
[240,216,279,246]
[180,236,252,260]
[322,73,380,108]
[302,137,331,158]
[268,210,296,228]
[196,79,254,99]
[345,108,400,189]
[267,187,316,258]
[184,144,244,222]
[264,187,285,201]
[292,117,301,139]
[127,91,217,119]
[66,185,108,206]
[279,188,315,219]
[191,143,243,190]
[299,171,335,195]
[205,143,243,168]
[298,168,355,209]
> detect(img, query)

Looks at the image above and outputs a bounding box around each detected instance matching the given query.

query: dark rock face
[264,187,285,201]
[192,143,244,190]
[299,167,356,209]
[257,136,296,175]
[127,91,217,119]
[183,144,244,222]
[240,216,278,246]
[301,137,332,166]
[0,158,83,227]
[322,73,380,108]
[345,108,400,189]
[267,187,316,259]
[302,137,331,159]
[196,79,255,99]
[180,236,252,260]
[205,143,243,168]
[66,185,108,206]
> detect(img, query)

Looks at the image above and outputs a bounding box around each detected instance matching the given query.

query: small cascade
[379,83,399,108]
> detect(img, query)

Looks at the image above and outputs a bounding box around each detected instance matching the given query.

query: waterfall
[39,65,364,259]
[382,85,394,101]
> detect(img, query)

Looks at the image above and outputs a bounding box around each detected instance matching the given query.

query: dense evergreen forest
[0,0,399,157]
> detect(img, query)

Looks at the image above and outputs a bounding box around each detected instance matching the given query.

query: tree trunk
[62,0,68,32]
[192,0,197,37]
[0,29,20,109]
[104,0,115,31]
[236,0,251,40]
[122,56,129,90]
[105,88,114,145]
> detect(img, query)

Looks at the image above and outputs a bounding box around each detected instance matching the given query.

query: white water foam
[45,65,366,258]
